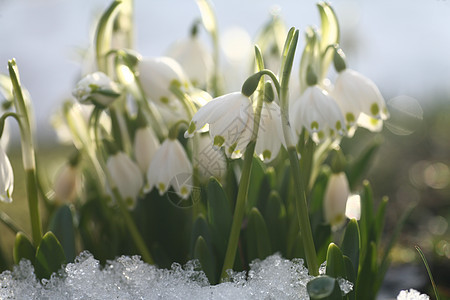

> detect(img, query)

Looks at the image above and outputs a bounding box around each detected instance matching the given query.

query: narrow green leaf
[48,205,76,262]
[264,191,287,255]
[34,232,66,280]
[374,197,388,246]
[341,219,360,277]
[196,0,217,35]
[190,215,212,257]
[317,2,340,78]
[246,207,272,261]
[194,236,217,284]
[343,256,356,299]
[307,275,342,300]
[246,157,266,211]
[346,140,381,191]
[375,202,416,292]
[326,243,346,279]
[356,241,376,300]
[206,178,232,261]
[359,181,374,261]
[13,232,35,265]
[95,1,122,73]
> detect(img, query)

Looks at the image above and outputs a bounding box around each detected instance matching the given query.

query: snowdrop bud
[333,47,347,73]
[72,72,121,108]
[0,143,13,203]
[323,172,350,231]
[138,57,188,105]
[241,72,263,97]
[105,139,143,209]
[54,152,81,204]
[134,111,160,174]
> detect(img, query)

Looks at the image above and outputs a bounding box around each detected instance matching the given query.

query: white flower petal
[134,126,160,173]
[323,172,350,231]
[0,145,13,203]
[256,101,283,163]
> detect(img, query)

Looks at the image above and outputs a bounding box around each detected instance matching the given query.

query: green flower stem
[111,187,154,264]
[279,29,318,276]
[220,47,266,280]
[8,59,42,246]
[220,140,256,280]
[25,169,42,246]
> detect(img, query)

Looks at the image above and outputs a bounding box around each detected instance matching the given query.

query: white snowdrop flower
[72,72,121,107]
[194,134,227,183]
[167,36,213,88]
[146,138,193,199]
[138,57,189,106]
[134,126,160,174]
[107,152,143,209]
[397,289,430,300]
[185,92,254,159]
[345,194,361,221]
[291,85,346,143]
[323,172,350,231]
[332,69,389,135]
[54,163,80,204]
[0,144,13,203]
[255,101,284,163]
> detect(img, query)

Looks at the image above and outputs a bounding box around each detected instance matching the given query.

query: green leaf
[374,197,388,246]
[307,275,343,300]
[206,178,232,261]
[48,205,76,262]
[95,1,122,73]
[34,232,66,280]
[196,0,217,35]
[346,140,381,191]
[246,207,272,262]
[325,243,346,279]
[341,219,360,278]
[190,215,212,257]
[359,181,374,261]
[343,256,356,299]
[13,232,35,265]
[264,191,287,255]
[356,241,377,300]
[194,236,217,284]
[317,2,340,79]
[246,157,266,211]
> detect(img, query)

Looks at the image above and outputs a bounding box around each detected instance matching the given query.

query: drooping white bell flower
[185,92,254,159]
[72,72,121,107]
[54,163,80,204]
[255,101,284,163]
[138,57,189,106]
[167,36,213,88]
[0,144,14,203]
[345,194,361,221]
[291,85,346,143]
[323,172,350,231]
[146,138,193,199]
[107,151,143,209]
[332,69,389,135]
[134,125,160,174]
[194,134,227,183]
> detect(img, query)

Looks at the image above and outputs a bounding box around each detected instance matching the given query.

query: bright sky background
[1,0,450,140]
